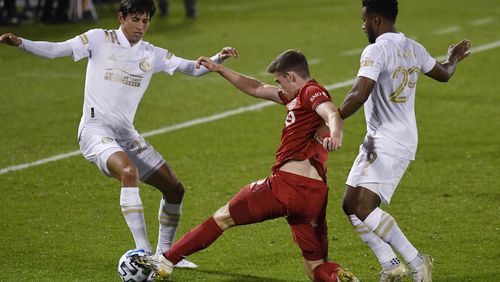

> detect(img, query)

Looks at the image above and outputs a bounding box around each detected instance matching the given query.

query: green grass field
[1,0,499,281]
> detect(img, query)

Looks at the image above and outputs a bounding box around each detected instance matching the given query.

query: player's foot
[413,254,433,282]
[132,254,174,280]
[380,263,410,282]
[337,267,360,282]
[175,259,198,268]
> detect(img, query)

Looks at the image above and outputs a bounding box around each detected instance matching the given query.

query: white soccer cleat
[380,263,410,282]
[132,254,174,280]
[175,259,198,268]
[413,254,433,282]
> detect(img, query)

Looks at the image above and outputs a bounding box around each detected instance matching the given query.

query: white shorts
[346,146,410,204]
[78,125,165,181]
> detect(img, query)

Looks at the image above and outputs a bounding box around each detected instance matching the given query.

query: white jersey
[357,32,436,160]
[67,27,183,139]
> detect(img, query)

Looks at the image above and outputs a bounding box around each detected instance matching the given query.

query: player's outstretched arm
[175,47,239,77]
[338,76,376,120]
[1,32,73,59]
[197,56,283,104]
[0,33,22,46]
[315,101,343,152]
[425,39,471,82]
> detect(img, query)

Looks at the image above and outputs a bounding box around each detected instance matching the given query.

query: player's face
[361,7,377,44]
[274,72,298,98]
[119,12,151,45]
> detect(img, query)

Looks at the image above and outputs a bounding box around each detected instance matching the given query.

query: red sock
[165,217,224,264]
[313,262,341,282]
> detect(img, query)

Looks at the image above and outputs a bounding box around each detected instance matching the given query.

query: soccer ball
[117,249,155,282]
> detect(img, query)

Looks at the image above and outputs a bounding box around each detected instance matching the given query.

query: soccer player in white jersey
[0,0,238,268]
[337,0,470,281]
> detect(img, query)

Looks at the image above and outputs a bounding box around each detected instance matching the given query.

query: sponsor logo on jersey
[107,54,117,61]
[166,51,174,60]
[310,91,328,102]
[139,59,151,72]
[104,68,143,87]
[101,137,114,144]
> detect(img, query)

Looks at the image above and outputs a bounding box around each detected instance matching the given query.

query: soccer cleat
[336,267,360,282]
[175,259,198,268]
[413,254,433,282]
[132,254,174,280]
[380,264,410,282]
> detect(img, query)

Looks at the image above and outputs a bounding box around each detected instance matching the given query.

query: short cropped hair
[267,50,310,78]
[362,0,398,23]
[119,0,156,18]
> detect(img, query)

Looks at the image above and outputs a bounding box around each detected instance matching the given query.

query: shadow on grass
[174,268,304,282]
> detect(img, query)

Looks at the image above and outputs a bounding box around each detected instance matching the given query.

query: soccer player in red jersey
[135,50,358,282]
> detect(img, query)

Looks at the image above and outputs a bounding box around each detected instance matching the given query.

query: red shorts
[228,170,329,261]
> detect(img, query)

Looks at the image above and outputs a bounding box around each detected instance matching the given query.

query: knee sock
[313,262,341,282]
[363,207,422,271]
[349,214,400,270]
[156,198,181,255]
[165,217,223,265]
[120,187,152,253]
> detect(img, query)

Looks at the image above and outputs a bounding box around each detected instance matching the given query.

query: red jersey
[271,80,332,178]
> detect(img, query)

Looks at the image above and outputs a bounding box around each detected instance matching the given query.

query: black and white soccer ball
[117,249,155,282]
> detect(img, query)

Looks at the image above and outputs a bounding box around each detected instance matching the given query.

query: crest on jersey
[139,60,151,72]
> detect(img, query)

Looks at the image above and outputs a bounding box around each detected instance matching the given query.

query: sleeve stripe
[79,34,89,45]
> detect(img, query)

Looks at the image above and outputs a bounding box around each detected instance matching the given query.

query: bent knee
[121,165,140,186]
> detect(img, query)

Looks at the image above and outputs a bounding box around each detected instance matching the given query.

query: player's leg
[139,178,286,279]
[290,217,358,282]
[165,178,285,265]
[345,150,429,280]
[343,149,410,281]
[106,151,153,253]
[78,127,152,253]
[344,186,410,281]
[282,172,358,282]
[142,162,185,256]
[123,134,193,266]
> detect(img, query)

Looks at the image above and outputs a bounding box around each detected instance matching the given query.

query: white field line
[470,18,494,26]
[433,26,461,35]
[341,48,363,56]
[1,40,499,176]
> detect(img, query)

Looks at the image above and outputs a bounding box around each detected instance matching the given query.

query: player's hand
[322,128,343,152]
[218,46,239,59]
[196,56,219,71]
[0,33,22,46]
[447,39,471,63]
[315,123,343,152]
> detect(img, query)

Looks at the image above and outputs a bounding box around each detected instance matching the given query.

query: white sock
[349,214,399,270]
[363,208,420,270]
[120,187,152,253]
[156,198,182,255]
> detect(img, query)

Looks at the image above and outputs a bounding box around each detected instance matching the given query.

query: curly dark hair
[362,0,398,23]
[119,0,156,18]
[267,50,310,78]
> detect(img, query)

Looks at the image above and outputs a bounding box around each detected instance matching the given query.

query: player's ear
[118,12,125,23]
[373,15,382,27]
